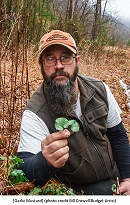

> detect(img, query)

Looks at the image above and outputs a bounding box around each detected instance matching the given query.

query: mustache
[51,70,70,80]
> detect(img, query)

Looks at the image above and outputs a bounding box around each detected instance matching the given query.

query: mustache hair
[51,70,69,79]
[42,69,70,86]
[50,70,70,82]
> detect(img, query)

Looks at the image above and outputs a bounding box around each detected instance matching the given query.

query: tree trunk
[66,0,74,20]
[92,0,102,41]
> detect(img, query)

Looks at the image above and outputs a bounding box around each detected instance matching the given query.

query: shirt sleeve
[106,122,130,179]
[104,83,122,128]
[18,110,50,154]
[17,151,58,186]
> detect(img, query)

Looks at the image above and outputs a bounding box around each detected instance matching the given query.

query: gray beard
[45,79,77,117]
[42,64,79,117]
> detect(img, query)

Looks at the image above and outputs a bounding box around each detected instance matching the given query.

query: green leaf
[8,169,29,185]
[28,187,42,195]
[55,117,80,133]
[55,124,64,131]
[63,121,69,129]
[44,187,51,195]
[55,117,69,130]
[70,121,80,132]
[9,156,24,164]
[111,184,116,192]
[68,120,75,126]
[11,169,24,176]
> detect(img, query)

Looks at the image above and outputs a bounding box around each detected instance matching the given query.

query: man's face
[40,44,80,85]
[39,44,80,117]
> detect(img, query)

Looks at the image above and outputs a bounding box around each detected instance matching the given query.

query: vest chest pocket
[84,103,108,123]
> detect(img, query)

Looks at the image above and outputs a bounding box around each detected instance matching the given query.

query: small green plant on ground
[0,155,29,185]
[43,182,75,195]
[28,182,75,195]
[28,187,43,195]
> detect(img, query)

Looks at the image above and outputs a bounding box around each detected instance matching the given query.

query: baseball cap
[39,30,77,58]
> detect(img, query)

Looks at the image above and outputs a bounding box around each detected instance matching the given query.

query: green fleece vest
[25,75,115,185]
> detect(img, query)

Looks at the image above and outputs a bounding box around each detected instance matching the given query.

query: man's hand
[41,129,70,168]
[113,178,130,195]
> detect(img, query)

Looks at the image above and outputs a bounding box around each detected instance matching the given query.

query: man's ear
[76,55,80,65]
[38,58,43,68]
[38,60,41,66]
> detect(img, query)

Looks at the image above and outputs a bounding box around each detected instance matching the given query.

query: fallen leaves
[0,45,130,195]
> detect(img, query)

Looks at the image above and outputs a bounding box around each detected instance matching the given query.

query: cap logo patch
[46,34,68,42]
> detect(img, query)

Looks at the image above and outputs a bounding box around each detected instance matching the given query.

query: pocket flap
[85,104,108,123]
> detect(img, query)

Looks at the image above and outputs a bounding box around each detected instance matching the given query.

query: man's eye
[46,57,54,62]
[62,56,71,61]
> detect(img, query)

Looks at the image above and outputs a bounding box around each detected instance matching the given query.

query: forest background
[0,0,130,195]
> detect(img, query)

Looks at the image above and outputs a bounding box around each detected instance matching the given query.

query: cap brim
[39,42,77,59]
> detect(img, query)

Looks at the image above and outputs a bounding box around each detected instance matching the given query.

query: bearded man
[17,30,130,195]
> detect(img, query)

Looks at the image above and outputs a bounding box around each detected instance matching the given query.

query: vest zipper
[87,133,109,178]
[83,119,109,178]
[73,117,110,178]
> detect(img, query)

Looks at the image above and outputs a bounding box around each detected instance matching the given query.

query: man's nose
[55,59,64,69]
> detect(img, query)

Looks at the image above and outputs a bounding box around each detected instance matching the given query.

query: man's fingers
[52,152,69,168]
[44,129,70,145]
[41,129,70,168]
[114,181,130,195]
[42,139,68,156]
[43,145,69,168]
[49,145,69,160]
[44,139,68,154]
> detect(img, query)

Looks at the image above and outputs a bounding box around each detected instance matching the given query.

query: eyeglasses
[41,56,76,67]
